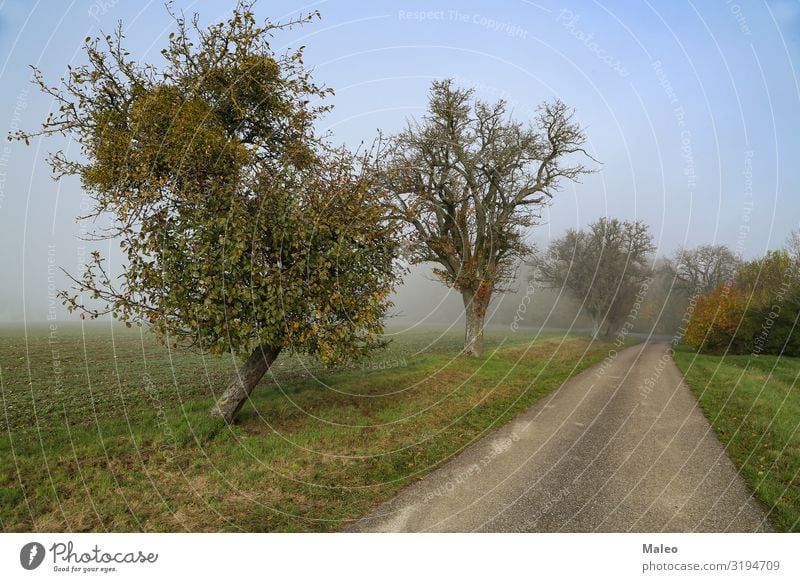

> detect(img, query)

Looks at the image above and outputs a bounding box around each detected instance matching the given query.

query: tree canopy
[672,244,739,295]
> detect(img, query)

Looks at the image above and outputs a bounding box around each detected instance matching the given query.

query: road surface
[350,341,772,532]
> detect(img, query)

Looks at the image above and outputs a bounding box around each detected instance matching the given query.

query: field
[673,347,800,532]
[0,324,619,532]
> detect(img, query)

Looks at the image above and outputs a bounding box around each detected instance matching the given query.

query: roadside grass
[0,325,620,531]
[673,346,800,532]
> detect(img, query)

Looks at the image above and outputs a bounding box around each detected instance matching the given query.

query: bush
[684,250,800,356]
[747,300,800,356]
[684,284,748,354]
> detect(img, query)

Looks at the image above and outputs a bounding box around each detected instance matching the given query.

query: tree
[683,284,749,353]
[684,250,800,355]
[672,244,739,294]
[785,230,800,273]
[531,218,655,338]
[12,3,399,424]
[379,80,592,356]
[736,249,797,304]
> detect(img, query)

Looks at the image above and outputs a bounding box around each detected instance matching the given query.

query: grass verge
[673,346,800,532]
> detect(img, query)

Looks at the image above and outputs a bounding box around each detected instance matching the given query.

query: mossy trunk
[210,345,281,424]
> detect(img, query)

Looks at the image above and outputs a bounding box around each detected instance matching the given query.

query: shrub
[685,250,800,356]
[684,284,748,354]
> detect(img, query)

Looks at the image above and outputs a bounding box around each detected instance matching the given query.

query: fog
[389,264,593,334]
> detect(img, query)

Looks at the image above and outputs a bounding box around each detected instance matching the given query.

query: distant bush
[684,250,800,356]
[684,284,748,353]
[746,301,800,356]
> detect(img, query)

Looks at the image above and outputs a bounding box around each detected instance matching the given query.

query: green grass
[673,346,800,532]
[0,324,619,531]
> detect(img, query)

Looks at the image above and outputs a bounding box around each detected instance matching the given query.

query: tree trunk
[462,286,491,357]
[209,345,281,424]
[591,316,602,340]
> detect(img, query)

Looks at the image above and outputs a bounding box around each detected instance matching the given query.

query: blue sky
[1,0,799,323]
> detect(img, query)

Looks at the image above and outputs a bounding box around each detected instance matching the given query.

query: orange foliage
[684,284,749,353]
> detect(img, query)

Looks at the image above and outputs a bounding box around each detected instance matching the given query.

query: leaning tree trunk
[209,345,281,424]
[462,285,492,358]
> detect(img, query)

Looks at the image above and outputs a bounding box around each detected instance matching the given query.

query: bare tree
[672,244,739,294]
[531,218,655,339]
[379,80,593,356]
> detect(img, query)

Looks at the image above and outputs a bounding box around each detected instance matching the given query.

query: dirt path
[350,341,772,532]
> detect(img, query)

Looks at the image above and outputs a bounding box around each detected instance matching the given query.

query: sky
[1,0,799,325]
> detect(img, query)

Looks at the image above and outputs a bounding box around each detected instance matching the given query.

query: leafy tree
[683,285,749,353]
[672,244,739,294]
[736,249,797,302]
[531,218,655,338]
[12,3,399,424]
[684,250,800,355]
[378,80,592,356]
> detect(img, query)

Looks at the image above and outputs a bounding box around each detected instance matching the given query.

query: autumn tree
[683,285,749,353]
[738,250,800,355]
[379,80,592,356]
[531,218,655,338]
[736,249,797,303]
[672,244,739,294]
[684,250,800,355]
[12,3,399,424]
